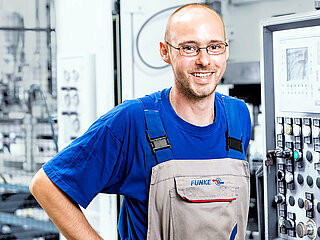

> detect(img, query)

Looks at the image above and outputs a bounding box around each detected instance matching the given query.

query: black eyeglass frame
[165,41,229,56]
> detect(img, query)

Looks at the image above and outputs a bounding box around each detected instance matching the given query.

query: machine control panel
[267,24,320,239]
[274,116,320,239]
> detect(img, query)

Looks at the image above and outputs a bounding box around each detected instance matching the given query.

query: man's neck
[170,87,215,126]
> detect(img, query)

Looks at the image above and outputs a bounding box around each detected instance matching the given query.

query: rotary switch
[279,217,295,230]
[277,170,285,181]
[296,220,316,239]
[283,149,293,159]
[274,194,285,204]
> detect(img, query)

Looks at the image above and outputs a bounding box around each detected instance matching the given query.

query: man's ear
[160,42,171,64]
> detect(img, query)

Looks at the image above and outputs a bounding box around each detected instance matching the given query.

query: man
[30,3,251,240]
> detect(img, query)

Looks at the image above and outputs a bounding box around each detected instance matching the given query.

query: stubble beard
[174,71,221,102]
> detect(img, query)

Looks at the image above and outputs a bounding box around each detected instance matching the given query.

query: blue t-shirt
[43,88,251,240]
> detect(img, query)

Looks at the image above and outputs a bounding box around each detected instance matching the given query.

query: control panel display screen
[286,47,308,82]
[273,26,320,113]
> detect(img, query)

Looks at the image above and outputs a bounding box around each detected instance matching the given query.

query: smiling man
[30,3,251,240]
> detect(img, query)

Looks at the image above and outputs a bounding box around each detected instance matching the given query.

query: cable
[135,2,213,69]
[135,5,183,69]
[28,84,58,152]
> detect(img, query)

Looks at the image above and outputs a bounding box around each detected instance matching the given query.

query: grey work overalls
[139,94,250,240]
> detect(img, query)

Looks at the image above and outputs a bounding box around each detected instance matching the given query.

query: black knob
[283,149,293,158]
[297,174,304,185]
[298,198,304,208]
[317,202,320,213]
[306,151,313,162]
[289,196,295,206]
[316,178,320,188]
[283,219,294,229]
[277,170,285,181]
[274,194,285,204]
[318,227,320,237]
[307,175,313,187]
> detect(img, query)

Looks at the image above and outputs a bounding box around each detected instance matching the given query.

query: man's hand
[29,168,103,240]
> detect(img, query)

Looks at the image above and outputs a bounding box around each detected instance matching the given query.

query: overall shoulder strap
[138,95,173,164]
[221,95,246,160]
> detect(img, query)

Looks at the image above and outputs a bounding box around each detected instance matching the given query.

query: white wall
[223,0,315,62]
[56,0,114,116]
[55,0,117,239]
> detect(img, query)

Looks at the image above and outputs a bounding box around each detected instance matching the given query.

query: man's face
[164,8,229,99]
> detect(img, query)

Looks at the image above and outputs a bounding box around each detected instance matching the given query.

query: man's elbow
[29,168,46,198]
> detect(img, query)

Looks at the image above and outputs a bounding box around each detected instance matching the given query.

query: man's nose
[195,48,211,66]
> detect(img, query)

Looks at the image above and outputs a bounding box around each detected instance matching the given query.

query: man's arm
[29,168,103,240]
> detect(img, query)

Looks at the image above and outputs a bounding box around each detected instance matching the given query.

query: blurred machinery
[261,11,320,239]
[0,0,59,239]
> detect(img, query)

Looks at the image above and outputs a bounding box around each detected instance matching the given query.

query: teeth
[192,72,212,78]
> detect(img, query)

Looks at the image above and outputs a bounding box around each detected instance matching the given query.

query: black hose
[28,84,58,152]
[135,5,183,69]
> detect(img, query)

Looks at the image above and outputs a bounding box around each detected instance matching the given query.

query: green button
[294,150,299,160]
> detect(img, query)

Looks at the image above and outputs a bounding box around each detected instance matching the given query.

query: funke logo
[190,178,224,186]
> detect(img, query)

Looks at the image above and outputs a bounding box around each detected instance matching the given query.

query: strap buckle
[226,131,243,153]
[146,131,172,154]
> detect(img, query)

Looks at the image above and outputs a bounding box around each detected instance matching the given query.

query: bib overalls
[139,94,250,240]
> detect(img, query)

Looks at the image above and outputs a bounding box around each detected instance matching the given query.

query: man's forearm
[30,168,103,240]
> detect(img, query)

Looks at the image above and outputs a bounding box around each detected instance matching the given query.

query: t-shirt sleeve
[43,106,129,209]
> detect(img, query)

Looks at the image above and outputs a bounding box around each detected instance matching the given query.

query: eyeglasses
[165,41,228,56]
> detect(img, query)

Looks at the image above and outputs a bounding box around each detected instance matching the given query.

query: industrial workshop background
[0,0,319,239]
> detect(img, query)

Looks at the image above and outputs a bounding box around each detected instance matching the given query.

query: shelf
[0,183,30,193]
[0,212,58,233]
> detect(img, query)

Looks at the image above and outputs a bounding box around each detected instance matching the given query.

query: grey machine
[261,11,320,240]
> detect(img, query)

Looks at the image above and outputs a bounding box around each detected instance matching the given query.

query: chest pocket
[169,175,238,240]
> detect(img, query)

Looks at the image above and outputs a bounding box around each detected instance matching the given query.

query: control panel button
[297,222,308,238]
[307,175,313,187]
[277,124,284,134]
[293,150,302,161]
[298,198,304,208]
[289,196,295,206]
[313,126,320,138]
[302,125,311,137]
[296,220,316,239]
[315,163,320,172]
[297,174,304,185]
[306,151,313,162]
[285,125,293,135]
[293,125,301,136]
[316,178,320,188]
[285,172,294,184]
[317,202,320,213]
[304,199,313,211]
